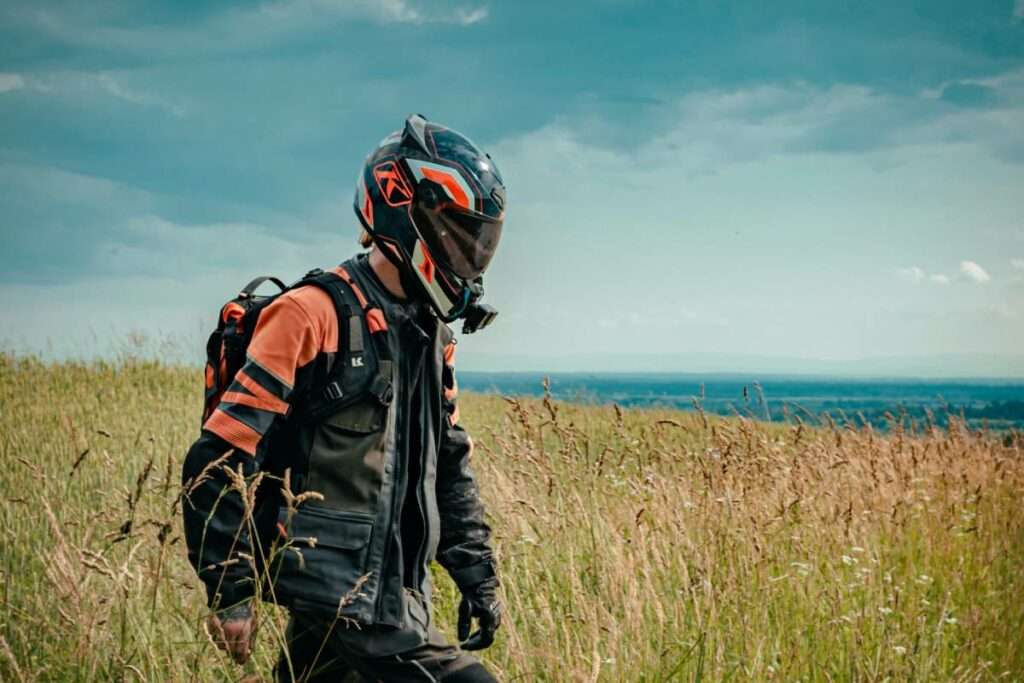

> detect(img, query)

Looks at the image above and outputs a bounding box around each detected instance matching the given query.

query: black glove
[457,578,502,651]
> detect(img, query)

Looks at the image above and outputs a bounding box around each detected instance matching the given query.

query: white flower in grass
[841,555,857,566]
[893,645,907,655]
[878,606,893,615]
[945,616,958,625]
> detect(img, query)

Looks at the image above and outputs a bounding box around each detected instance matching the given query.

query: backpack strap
[334,266,394,406]
[239,276,288,298]
[292,267,394,423]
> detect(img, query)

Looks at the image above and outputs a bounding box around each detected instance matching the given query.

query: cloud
[93,74,187,116]
[1012,258,1024,270]
[898,266,926,284]
[898,268,951,286]
[960,260,992,283]
[939,82,998,108]
[552,68,1024,172]
[0,73,25,93]
[7,1,488,57]
[0,160,325,284]
[13,71,188,116]
[256,0,488,26]
[454,6,488,24]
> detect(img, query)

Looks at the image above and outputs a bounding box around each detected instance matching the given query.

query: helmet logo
[373,161,413,207]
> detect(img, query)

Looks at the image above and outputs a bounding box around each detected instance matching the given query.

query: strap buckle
[323,381,344,401]
[368,375,393,406]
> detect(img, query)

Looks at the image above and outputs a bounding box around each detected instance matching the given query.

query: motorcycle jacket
[181,253,498,627]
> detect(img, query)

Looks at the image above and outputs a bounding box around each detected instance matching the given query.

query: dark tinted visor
[413,206,503,280]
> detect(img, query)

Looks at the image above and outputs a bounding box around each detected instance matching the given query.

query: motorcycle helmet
[354,114,506,323]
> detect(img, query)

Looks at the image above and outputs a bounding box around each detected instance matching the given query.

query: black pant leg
[280,608,498,683]
[275,615,359,683]
[333,625,497,682]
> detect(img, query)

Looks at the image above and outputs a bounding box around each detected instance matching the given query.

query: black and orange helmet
[354,114,506,322]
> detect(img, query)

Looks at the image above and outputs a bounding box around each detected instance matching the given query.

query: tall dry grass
[1,353,1022,681]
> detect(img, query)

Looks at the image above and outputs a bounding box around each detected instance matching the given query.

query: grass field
[1,354,1023,682]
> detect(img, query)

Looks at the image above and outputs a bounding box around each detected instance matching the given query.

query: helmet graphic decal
[412,239,455,311]
[405,159,475,210]
[356,175,374,228]
[373,161,413,207]
[418,243,435,282]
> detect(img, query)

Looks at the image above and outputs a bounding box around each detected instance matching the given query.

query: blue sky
[1,1,1023,374]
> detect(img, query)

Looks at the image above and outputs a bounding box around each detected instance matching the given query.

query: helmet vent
[402,113,432,156]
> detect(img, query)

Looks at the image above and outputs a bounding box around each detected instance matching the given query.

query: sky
[1,1,1023,375]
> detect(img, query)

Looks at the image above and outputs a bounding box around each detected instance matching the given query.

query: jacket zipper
[373,352,403,622]
[411,367,430,592]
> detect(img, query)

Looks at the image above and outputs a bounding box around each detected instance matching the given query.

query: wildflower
[944,616,958,625]
[841,555,857,566]
[790,561,811,577]
[893,645,907,655]
[878,607,893,615]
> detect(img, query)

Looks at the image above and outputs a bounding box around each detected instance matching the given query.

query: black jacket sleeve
[181,430,263,608]
[435,358,498,591]
[181,294,323,608]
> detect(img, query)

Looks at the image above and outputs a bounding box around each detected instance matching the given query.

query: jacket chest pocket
[306,398,389,515]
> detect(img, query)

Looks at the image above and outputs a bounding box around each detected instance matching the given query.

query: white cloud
[1012,258,1024,270]
[898,268,951,286]
[256,0,485,25]
[17,71,188,116]
[0,73,25,93]
[454,6,489,25]
[960,260,992,283]
[898,266,926,284]
[94,73,187,116]
[11,1,489,56]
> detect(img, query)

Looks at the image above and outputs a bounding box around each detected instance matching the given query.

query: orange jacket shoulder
[245,285,339,388]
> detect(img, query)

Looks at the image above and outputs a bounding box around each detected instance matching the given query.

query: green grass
[1,354,1022,681]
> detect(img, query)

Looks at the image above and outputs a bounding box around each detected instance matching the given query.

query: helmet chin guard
[354,114,506,324]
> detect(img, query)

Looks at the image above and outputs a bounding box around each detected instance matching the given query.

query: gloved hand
[206,602,257,664]
[457,578,502,651]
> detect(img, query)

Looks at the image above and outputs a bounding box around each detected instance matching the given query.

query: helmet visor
[413,205,503,280]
